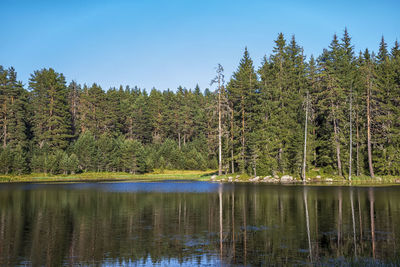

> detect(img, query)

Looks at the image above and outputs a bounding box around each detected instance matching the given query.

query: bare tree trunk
[349,87,353,181]
[356,109,360,176]
[231,107,234,174]
[241,96,245,174]
[218,77,222,176]
[278,147,283,172]
[178,132,181,150]
[253,158,257,178]
[302,91,309,181]
[313,133,316,165]
[367,79,375,178]
[2,100,6,148]
[332,103,342,177]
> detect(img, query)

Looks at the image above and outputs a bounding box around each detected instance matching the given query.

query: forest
[1,30,399,178]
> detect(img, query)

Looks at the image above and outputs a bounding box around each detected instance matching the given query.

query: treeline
[0,69,215,174]
[1,29,399,177]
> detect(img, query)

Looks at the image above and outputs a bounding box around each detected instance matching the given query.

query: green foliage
[121,139,146,174]
[73,131,96,171]
[29,68,72,150]
[0,30,400,177]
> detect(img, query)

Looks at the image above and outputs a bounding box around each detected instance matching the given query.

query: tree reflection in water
[0,182,399,266]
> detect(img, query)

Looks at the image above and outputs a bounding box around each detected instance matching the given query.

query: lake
[0,181,399,266]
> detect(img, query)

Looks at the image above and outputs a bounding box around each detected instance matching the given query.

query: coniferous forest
[1,30,400,178]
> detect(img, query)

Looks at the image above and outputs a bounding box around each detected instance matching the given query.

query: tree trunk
[332,103,342,177]
[367,79,375,178]
[356,109,360,176]
[241,95,245,174]
[230,106,234,174]
[178,132,181,150]
[349,87,353,181]
[218,77,222,176]
[302,91,309,181]
[2,100,7,148]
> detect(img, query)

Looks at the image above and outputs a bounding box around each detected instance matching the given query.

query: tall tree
[211,64,225,176]
[227,48,258,173]
[360,49,376,177]
[0,67,28,149]
[29,68,72,150]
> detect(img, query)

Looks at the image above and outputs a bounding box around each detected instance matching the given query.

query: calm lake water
[0,181,400,266]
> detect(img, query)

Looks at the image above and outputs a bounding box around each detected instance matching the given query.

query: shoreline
[1,170,400,186]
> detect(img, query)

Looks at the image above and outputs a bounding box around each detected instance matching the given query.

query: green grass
[0,170,217,183]
[0,169,399,186]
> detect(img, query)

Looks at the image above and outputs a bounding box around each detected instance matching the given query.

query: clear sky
[1,0,399,92]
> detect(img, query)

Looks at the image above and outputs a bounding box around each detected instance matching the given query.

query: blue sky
[1,0,399,92]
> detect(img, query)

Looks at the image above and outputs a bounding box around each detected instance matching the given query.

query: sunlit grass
[0,170,217,183]
[0,169,399,185]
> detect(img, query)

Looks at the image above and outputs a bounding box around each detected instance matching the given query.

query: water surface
[0,181,399,266]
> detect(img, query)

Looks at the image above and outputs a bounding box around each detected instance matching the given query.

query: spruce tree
[227,47,258,173]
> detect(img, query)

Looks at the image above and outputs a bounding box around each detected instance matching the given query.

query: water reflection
[0,182,400,266]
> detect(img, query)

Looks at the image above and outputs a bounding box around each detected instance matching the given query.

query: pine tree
[29,68,72,150]
[77,83,107,137]
[121,139,146,174]
[0,67,29,149]
[68,80,81,137]
[0,67,29,173]
[148,88,165,144]
[73,131,96,171]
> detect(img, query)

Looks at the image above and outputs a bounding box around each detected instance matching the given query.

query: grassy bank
[0,169,216,183]
[212,172,400,186]
[0,170,399,186]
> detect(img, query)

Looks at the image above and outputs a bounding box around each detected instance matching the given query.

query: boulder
[316,175,321,179]
[280,175,293,182]
[211,175,217,180]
